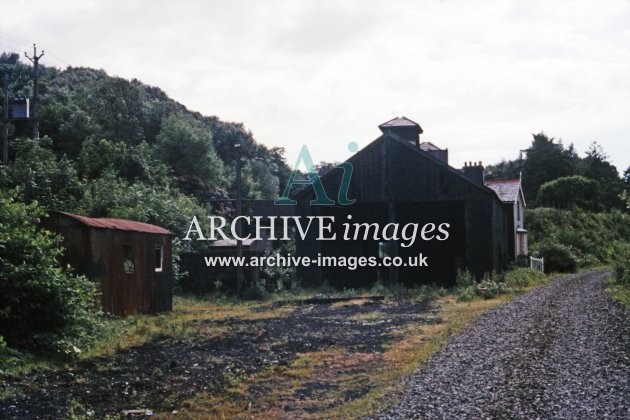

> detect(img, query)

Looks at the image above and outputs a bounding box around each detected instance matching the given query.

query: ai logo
[274,142,358,206]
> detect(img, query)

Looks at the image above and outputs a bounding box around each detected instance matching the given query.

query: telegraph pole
[25,44,44,140]
[2,72,8,165]
[234,143,244,293]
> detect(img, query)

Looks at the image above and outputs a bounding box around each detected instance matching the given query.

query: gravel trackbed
[378,269,629,419]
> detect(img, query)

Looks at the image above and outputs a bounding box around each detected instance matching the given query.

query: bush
[613,248,630,286]
[534,241,578,273]
[456,287,476,302]
[0,335,32,375]
[477,274,505,299]
[504,268,546,290]
[537,175,601,211]
[241,283,270,301]
[456,269,476,288]
[526,208,630,268]
[0,190,101,355]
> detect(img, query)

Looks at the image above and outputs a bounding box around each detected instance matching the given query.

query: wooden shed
[293,117,510,288]
[41,211,173,316]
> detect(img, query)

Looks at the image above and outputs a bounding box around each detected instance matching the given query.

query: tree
[155,114,225,189]
[522,132,578,203]
[248,159,280,200]
[537,175,600,211]
[9,137,84,211]
[579,142,626,211]
[485,158,524,180]
[79,170,206,237]
[77,138,170,186]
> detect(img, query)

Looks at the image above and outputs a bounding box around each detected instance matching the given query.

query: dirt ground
[0,298,442,418]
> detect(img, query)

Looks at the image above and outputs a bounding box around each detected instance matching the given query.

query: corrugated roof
[484,178,522,203]
[56,212,172,235]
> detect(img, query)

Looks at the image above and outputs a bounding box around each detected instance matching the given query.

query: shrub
[241,283,270,301]
[456,269,476,288]
[537,175,601,211]
[504,268,546,290]
[473,272,506,299]
[0,190,101,355]
[454,268,477,301]
[613,248,630,286]
[477,277,505,299]
[526,208,630,268]
[533,241,578,273]
[456,287,476,302]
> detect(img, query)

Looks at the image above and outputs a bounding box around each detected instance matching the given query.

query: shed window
[123,245,135,274]
[154,246,163,272]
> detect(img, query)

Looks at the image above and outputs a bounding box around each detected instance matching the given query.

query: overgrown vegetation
[487,135,628,210]
[526,208,630,271]
[1,49,628,397]
[0,191,103,367]
[455,268,546,301]
[0,52,294,361]
[608,247,630,308]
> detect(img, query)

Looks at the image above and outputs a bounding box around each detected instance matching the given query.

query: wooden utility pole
[25,44,44,140]
[234,143,244,293]
[2,72,8,165]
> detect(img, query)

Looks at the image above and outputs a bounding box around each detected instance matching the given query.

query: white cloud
[1,0,628,172]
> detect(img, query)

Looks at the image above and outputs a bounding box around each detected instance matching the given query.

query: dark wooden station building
[42,212,173,316]
[293,117,511,288]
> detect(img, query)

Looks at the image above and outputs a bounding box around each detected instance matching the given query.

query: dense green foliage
[487,135,628,211]
[1,59,291,207]
[0,190,101,355]
[0,50,628,364]
[0,53,293,357]
[537,176,600,211]
[526,208,630,271]
[613,248,630,286]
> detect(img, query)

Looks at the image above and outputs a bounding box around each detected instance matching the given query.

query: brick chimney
[462,161,484,184]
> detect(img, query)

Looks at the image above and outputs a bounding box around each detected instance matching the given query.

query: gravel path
[378,269,629,419]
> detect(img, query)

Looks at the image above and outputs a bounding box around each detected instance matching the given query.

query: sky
[1,0,629,173]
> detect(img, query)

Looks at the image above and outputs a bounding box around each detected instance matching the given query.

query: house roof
[484,178,524,205]
[295,128,501,202]
[419,141,442,151]
[378,116,424,133]
[53,211,172,235]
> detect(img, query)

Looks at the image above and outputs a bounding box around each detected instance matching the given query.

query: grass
[607,281,630,308]
[3,268,554,418]
[168,269,552,418]
[82,296,293,359]
[0,296,293,378]
[172,295,513,419]
[607,255,630,309]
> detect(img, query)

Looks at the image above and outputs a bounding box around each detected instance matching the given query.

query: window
[154,246,163,272]
[516,200,521,221]
[123,245,135,273]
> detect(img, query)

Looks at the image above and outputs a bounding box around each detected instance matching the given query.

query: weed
[456,269,476,288]
[456,287,476,302]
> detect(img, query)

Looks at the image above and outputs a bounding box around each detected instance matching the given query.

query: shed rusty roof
[55,212,172,235]
[484,178,523,204]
